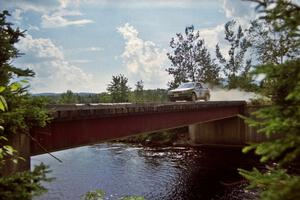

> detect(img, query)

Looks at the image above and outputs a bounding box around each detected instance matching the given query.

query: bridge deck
[48,101,246,120]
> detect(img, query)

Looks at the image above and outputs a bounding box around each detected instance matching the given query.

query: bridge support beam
[188,117,245,145]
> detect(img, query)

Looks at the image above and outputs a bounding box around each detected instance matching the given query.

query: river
[31,143,257,200]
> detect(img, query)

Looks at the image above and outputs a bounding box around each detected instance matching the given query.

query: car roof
[180,81,208,86]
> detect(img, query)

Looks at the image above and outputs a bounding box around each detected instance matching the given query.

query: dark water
[31,143,257,200]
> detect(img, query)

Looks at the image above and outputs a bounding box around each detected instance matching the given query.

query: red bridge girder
[30,101,246,155]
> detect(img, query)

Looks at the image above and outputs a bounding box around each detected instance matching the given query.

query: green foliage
[42,91,113,104]
[0,163,53,200]
[1,93,50,136]
[250,0,300,36]
[0,143,21,167]
[107,74,131,103]
[0,10,51,199]
[216,20,255,90]
[134,80,144,103]
[241,59,300,200]
[248,97,271,106]
[167,25,221,88]
[127,131,176,145]
[0,86,8,133]
[98,92,112,103]
[0,11,34,86]
[0,84,24,167]
[239,168,300,200]
[82,190,145,200]
[119,127,186,146]
[59,90,78,104]
[247,20,299,65]
[240,1,300,200]
[0,95,7,112]
[255,60,300,103]
[242,59,300,165]
[34,88,168,104]
[141,89,168,103]
[83,189,105,200]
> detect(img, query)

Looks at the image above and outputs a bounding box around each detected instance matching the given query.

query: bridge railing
[47,101,246,121]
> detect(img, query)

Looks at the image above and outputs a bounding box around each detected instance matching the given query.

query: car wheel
[191,93,197,102]
[204,94,210,102]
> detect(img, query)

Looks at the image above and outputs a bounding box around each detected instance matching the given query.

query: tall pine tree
[239,1,300,200]
[247,19,299,65]
[0,10,52,200]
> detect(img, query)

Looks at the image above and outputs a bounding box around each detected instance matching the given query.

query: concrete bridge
[7,101,254,174]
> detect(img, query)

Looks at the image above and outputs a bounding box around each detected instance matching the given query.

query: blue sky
[2,0,257,93]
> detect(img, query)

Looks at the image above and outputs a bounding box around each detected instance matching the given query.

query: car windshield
[178,82,194,89]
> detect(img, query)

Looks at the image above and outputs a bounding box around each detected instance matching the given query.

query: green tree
[134,80,144,103]
[143,89,168,103]
[0,11,34,86]
[251,0,300,36]
[167,25,220,89]
[239,1,300,200]
[247,19,299,65]
[98,92,112,103]
[107,74,131,103]
[59,90,78,104]
[82,189,145,200]
[216,20,253,90]
[83,189,105,200]
[0,10,51,200]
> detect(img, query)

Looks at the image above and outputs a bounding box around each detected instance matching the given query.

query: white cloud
[66,46,103,54]
[56,0,220,8]
[222,0,257,27]
[41,11,94,28]
[198,24,225,52]
[53,9,83,17]
[11,9,23,22]
[83,47,103,52]
[17,35,64,60]
[27,25,40,31]
[222,0,253,19]
[3,1,58,14]
[198,0,257,59]
[59,0,68,8]
[71,59,92,64]
[3,1,93,28]
[117,23,169,88]
[16,35,97,93]
[58,0,78,8]
[198,24,236,62]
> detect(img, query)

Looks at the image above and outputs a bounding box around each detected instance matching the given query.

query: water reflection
[31,143,257,200]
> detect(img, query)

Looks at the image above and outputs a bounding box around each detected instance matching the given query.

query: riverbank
[115,126,190,147]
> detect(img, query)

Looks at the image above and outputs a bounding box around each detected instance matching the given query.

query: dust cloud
[210,88,257,102]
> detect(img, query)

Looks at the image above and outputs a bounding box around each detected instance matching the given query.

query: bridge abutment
[188,117,246,145]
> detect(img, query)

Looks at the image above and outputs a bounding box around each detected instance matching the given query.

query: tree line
[42,78,168,104]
